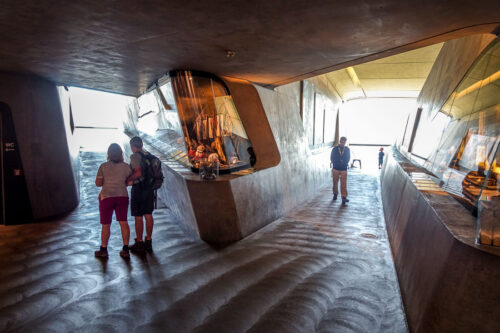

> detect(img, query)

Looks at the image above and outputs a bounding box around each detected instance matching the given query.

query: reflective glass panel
[136,91,161,135]
[150,83,188,163]
[429,38,499,239]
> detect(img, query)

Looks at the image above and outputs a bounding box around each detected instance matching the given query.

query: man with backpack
[127,136,163,253]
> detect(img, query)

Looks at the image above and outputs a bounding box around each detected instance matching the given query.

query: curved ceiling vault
[0,0,499,96]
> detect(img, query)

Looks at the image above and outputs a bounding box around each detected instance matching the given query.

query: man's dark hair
[340,136,347,142]
[130,136,143,148]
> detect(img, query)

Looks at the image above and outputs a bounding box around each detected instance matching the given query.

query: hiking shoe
[130,239,146,254]
[120,249,130,259]
[145,239,153,253]
[333,194,338,200]
[94,248,108,258]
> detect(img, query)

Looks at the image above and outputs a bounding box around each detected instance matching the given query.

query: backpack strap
[136,151,150,185]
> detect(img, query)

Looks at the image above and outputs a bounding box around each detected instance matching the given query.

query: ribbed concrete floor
[0,152,407,332]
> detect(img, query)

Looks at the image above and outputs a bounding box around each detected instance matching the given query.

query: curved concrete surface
[0,152,406,332]
[0,2,499,95]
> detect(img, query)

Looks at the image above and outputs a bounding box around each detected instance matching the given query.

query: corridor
[0,151,407,332]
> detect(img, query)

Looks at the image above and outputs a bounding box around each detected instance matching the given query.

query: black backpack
[139,152,164,190]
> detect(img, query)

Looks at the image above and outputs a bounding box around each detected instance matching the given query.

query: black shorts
[131,184,155,216]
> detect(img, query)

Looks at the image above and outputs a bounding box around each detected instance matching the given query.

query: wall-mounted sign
[5,142,15,151]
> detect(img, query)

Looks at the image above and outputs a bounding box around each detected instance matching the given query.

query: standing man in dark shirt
[127,136,156,253]
[330,136,350,205]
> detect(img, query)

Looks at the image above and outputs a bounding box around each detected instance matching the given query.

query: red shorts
[99,196,129,224]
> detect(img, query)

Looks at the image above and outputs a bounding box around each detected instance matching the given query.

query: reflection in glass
[136,91,161,135]
[150,83,187,160]
[169,71,251,173]
[455,131,499,203]
[412,110,450,160]
[123,82,190,168]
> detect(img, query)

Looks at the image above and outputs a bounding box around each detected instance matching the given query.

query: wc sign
[4,142,15,152]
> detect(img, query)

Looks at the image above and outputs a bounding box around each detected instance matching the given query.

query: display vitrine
[427,38,499,245]
[167,70,252,174]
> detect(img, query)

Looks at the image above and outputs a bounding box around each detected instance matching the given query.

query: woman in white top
[94,143,132,259]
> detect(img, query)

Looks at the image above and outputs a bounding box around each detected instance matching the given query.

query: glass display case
[424,37,499,246]
[421,38,499,223]
[168,70,252,174]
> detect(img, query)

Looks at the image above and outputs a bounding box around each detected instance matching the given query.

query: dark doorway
[0,102,32,225]
[0,106,2,225]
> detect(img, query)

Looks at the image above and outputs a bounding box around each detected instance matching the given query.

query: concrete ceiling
[323,43,444,101]
[0,1,499,96]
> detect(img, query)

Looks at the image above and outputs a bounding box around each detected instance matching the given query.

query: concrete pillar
[0,72,79,223]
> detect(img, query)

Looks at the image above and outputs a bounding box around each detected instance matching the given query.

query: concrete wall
[57,87,81,199]
[255,81,335,214]
[302,76,341,148]
[0,72,79,220]
[158,164,198,237]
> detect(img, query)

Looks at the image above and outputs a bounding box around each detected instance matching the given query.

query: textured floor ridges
[0,152,407,332]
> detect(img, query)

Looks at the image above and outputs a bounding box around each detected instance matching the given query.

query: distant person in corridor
[330,136,350,205]
[379,147,385,169]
